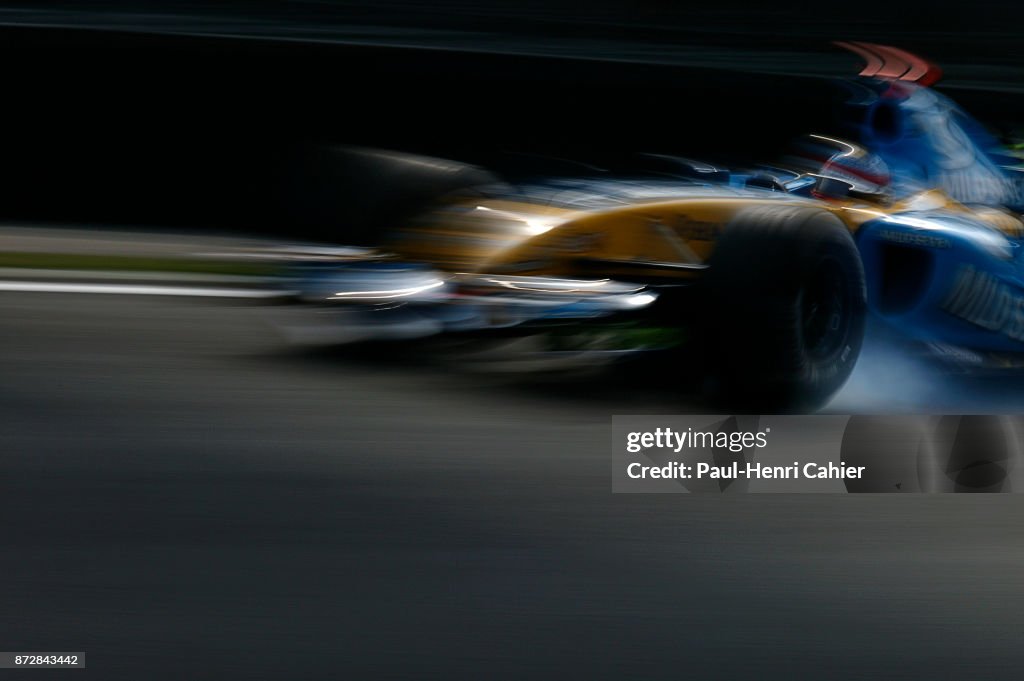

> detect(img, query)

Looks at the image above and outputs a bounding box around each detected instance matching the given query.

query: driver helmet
[789,134,893,199]
[819,140,892,196]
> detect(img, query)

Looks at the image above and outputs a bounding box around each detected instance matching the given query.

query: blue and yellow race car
[281,43,1024,410]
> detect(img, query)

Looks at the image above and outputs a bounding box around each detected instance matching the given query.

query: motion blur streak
[0,281,287,298]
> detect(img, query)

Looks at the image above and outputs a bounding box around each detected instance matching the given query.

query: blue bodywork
[838,78,1023,206]
[857,210,1024,353]
[835,78,1024,356]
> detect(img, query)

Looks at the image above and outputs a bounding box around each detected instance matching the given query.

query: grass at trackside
[0,252,284,276]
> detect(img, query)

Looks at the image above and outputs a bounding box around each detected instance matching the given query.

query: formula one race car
[278,43,1024,411]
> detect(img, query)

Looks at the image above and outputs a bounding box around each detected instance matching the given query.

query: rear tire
[700,205,866,411]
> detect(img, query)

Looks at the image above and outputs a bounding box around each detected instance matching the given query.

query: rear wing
[835,41,943,87]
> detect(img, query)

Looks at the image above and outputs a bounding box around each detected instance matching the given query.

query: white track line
[0,281,290,298]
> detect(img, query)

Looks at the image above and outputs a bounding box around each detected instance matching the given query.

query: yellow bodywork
[385,186,1023,280]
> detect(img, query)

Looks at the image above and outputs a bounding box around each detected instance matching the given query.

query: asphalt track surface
[3,290,1024,679]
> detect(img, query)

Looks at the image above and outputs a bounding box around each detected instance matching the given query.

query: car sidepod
[857,212,1024,352]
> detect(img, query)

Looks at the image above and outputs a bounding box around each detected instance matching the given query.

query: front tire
[701,205,866,411]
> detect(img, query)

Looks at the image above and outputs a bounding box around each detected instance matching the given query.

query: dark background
[0,26,834,235]
[2,1,1024,238]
